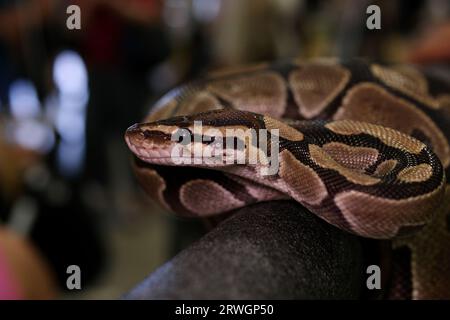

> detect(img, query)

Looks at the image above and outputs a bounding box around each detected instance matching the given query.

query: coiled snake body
[125,58,450,299]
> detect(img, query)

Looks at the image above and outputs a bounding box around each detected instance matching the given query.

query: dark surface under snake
[125,58,450,299]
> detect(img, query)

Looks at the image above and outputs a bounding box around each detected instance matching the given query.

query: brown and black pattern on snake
[333,83,450,168]
[127,108,445,239]
[125,58,450,299]
[133,159,268,217]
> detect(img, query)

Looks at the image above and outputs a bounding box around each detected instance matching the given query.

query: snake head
[125,109,280,169]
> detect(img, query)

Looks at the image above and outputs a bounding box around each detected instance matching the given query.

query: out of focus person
[0,226,57,299]
[0,119,57,299]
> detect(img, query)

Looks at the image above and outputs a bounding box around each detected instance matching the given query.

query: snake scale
[125,58,450,299]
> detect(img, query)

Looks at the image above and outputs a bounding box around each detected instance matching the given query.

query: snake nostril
[126,124,146,142]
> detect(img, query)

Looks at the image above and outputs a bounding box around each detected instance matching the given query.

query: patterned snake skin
[125,58,450,299]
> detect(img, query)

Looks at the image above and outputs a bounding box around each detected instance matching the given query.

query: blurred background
[0,0,449,299]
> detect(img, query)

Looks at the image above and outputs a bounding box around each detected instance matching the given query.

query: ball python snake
[125,58,450,299]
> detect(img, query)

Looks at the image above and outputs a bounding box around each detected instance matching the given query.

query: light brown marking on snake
[309,144,380,186]
[146,92,222,125]
[371,64,439,109]
[207,72,287,118]
[335,185,444,239]
[177,91,223,115]
[146,99,178,122]
[289,63,350,118]
[397,164,433,183]
[138,124,179,136]
[333,83,450,166]
[389,65,429,93]
[322,142,379,171]
[180,179,245,216]
[326,119,425,155]
[133,166,170,210]
[263,116,304,141]
[208,62,268,78]
[225,174,286,202]
[374,159,398,177]
[393,185,450,299]
[278,150,328,205]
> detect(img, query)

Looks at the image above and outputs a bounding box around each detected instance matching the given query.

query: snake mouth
[127,139,243,168]
[125,127,231,167]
